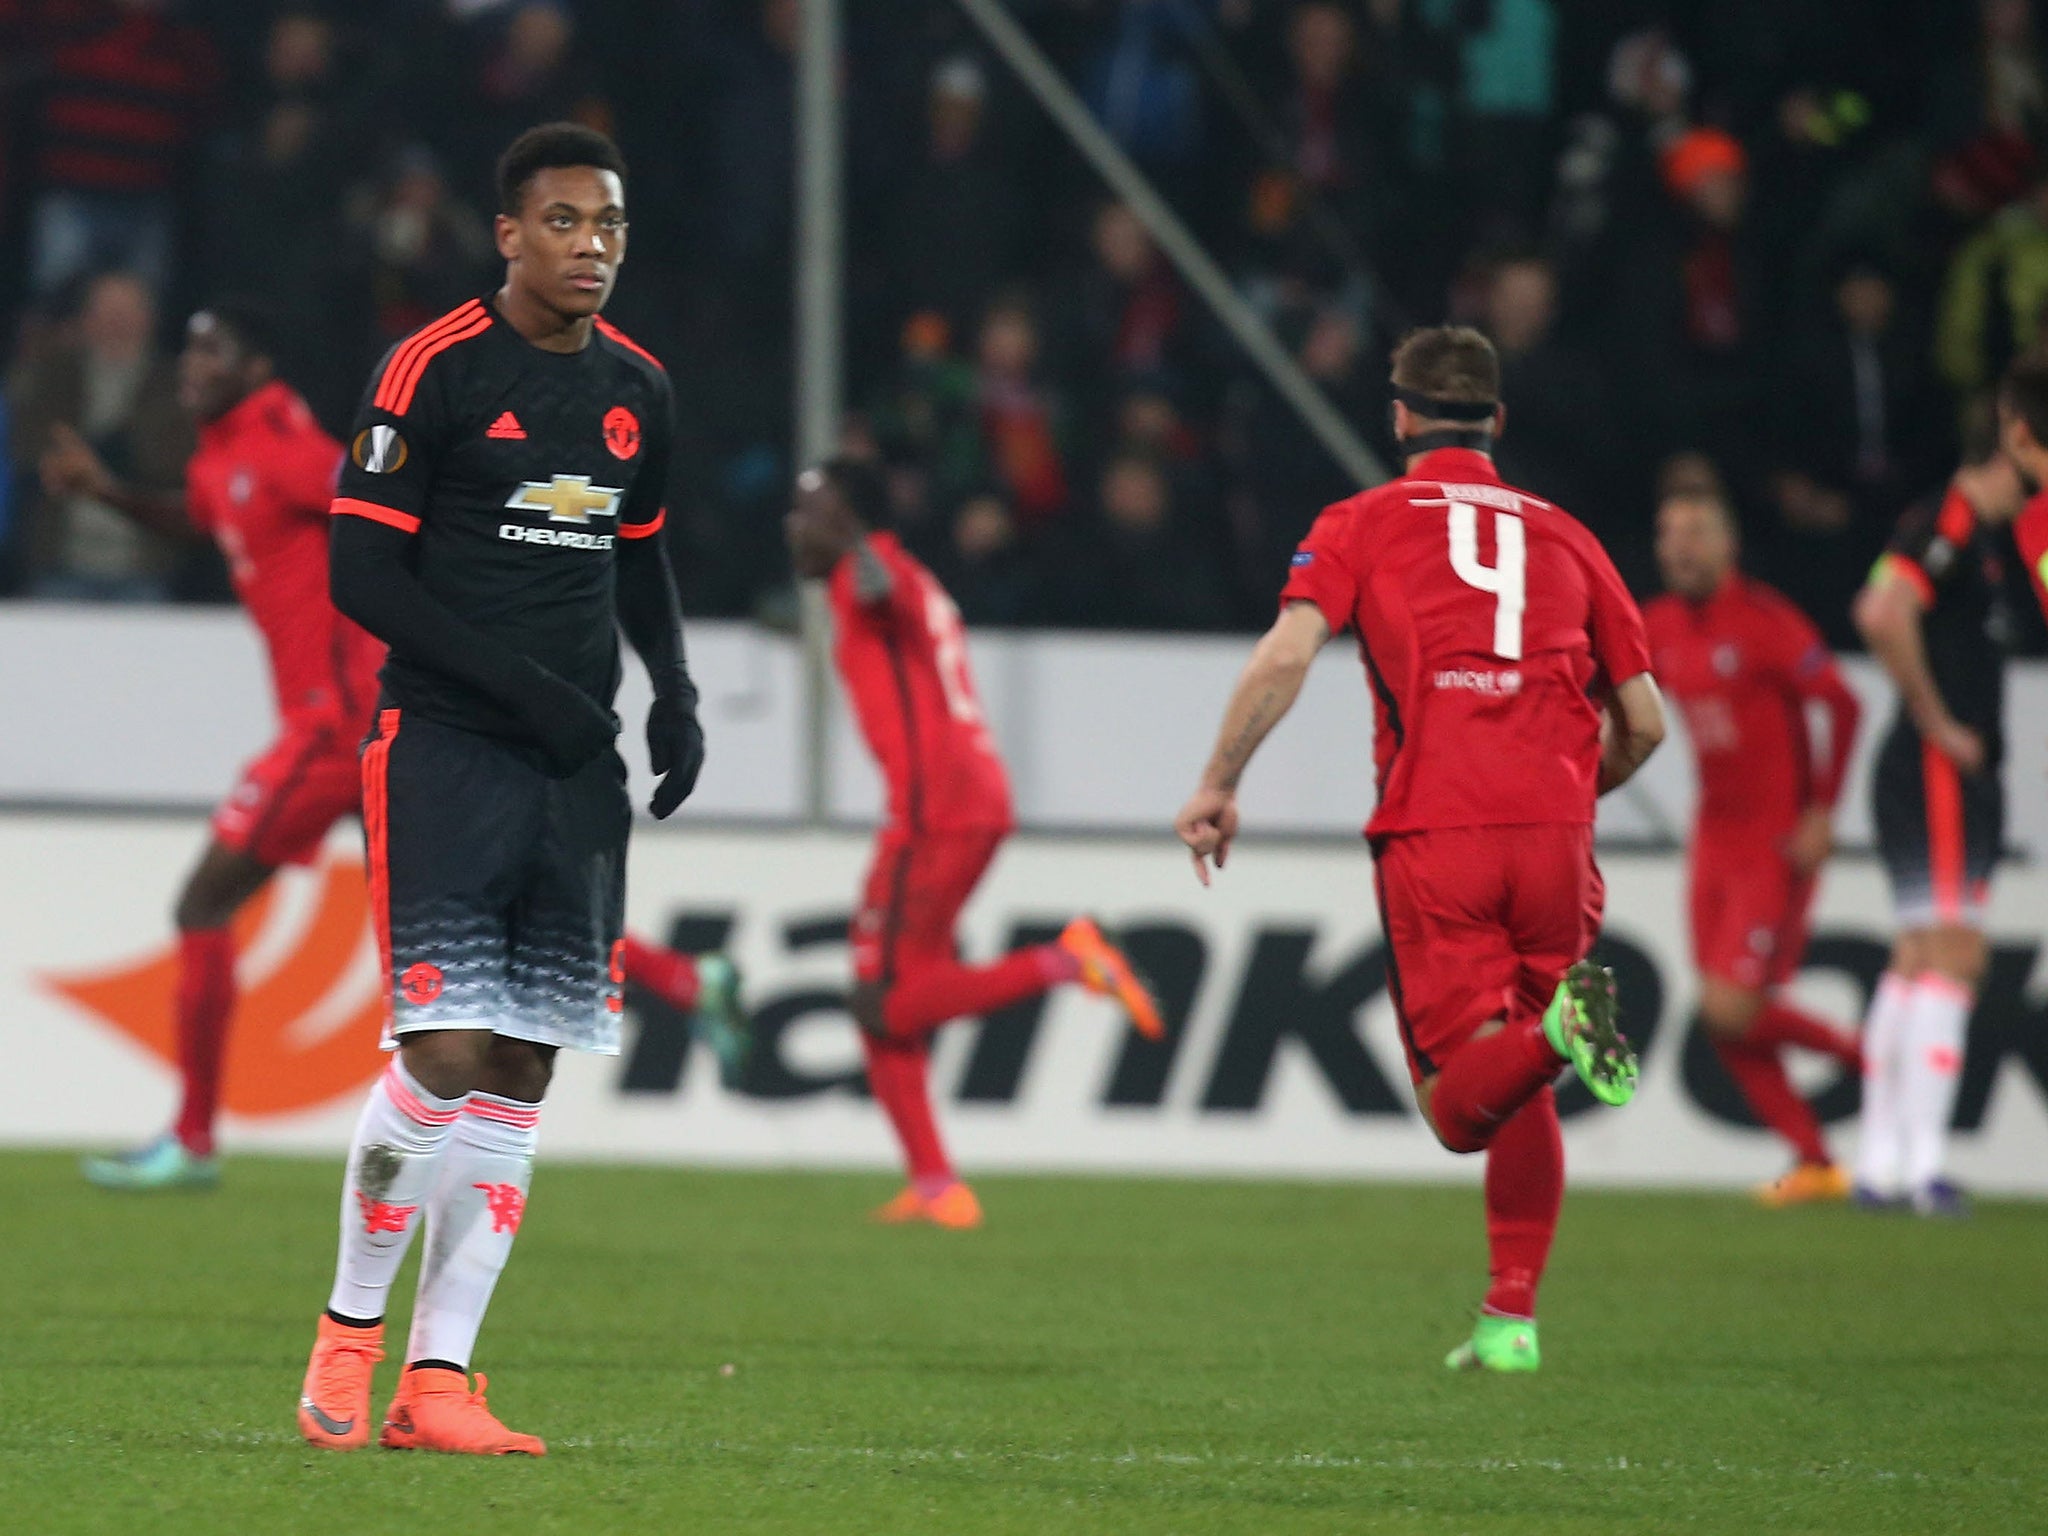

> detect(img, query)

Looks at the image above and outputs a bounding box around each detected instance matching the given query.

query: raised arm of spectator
[38,422,196,540]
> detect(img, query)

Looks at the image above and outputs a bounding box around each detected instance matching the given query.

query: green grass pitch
[4,1151,2044,1535]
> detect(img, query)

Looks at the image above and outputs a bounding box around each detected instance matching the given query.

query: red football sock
[1750,999,1862,1069]
[1714,1036,1829,1165]
[1483,1086,1563,1320]
[882,945,1076,1038]
[859,1033,953,1187]
[1429,1019,1561,1153]
[619,933,701,1012]
[172,927,236,1157]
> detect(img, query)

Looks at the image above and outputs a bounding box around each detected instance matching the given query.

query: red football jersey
[1644,575,1860,837]
[2017,491,2048,622]
[829,532,1013,833]
[186,380,382,726]
[1281,448,1651,838]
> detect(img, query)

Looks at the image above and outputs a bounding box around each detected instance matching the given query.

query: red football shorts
[852,827,1006,985]
[211,718,364,867]
[1688,833,1815,990]
[1373,823,1602,1085]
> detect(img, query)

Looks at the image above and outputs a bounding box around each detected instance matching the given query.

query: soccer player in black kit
[1851,418,2025,1219]
[297,124,703,1456]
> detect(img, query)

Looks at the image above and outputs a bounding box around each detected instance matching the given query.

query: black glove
[646,676,705,818]
[518,663,618,779]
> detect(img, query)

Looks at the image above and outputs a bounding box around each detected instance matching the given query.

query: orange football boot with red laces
[1059,917,1164,1040]
[298,1315,384,1450]
[870,1182,984,1229]
[379,1367,546,1456]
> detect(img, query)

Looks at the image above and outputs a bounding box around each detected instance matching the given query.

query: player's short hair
[197,296,282,363]
[1389,326,1500,420]
[821,455,892,531]
[496,122,627,216]
[1997,355,2048,450]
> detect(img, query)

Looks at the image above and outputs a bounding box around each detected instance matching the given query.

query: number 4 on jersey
[1448,502,1526,660]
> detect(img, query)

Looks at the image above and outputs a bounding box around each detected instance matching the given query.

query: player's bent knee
[479,1037,556,1103]
[1414,1077,1481,1154]
[1697,980,1762,1041]
[850,983,888,1040]
[398,1031,494,1101]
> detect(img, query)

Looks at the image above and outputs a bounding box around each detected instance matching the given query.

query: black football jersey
[334,297,673,745]
[1877,483,2013,757]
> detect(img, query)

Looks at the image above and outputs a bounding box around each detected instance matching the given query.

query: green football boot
[82,1133,219,1191]
[1445,1313,1541,1374]
[1543,960,1637,1107]
[690,954,752,1090]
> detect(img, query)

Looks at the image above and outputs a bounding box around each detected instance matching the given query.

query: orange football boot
[870,1182,984,1229]
[1059,917,1164,1040]
[923,1181,984,1229]
[298,1315,385,1451]
[871,1186,928,1224]
[1755,1162,1852,1208]
[379,1367,546,1456]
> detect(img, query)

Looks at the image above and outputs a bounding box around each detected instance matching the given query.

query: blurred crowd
[4,0,2048,647]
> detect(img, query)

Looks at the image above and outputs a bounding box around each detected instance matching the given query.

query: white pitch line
[197,1429,2022,1489]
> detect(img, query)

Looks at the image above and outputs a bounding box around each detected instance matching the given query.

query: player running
[1176,326,1664,1374]
[297,124,702,1456]
[782,456,1162,1229]
[41,301,379,1192]
[1644,488,1865,1206]
[1850,420,2025,1218]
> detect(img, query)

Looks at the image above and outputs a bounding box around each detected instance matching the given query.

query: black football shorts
[362,708,628,1053]
[1872,721,2001,931]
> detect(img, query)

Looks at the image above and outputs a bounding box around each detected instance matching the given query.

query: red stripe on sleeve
[372,301,484,414]
[595,317,666,371]
[619,508,666,539]
[332,498,421,534]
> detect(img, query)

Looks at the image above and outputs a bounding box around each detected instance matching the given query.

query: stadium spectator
[200,8,370,420]
[23,0,221,302]
[884,57,1023,345]
[1481,251,1620,550]
[7,271,189,598]
[1057,451,1230,630]
[1607,127,1770,497]
[1927,0,2047,220]
[1936,170,2048,405]
[1770,257,1943,641]
[973,299,1071,528]
[1079,0,1206,201]
[335,146,495,378]
[934,490,1039,626]
[1054,202,1195,431]
[1223,297,1379,616]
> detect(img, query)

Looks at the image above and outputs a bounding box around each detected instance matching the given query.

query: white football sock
[1900,974,1971,1192]
[405,1091,539,1369]
[1854,972,1914,1195]
[327,1060,463,1322]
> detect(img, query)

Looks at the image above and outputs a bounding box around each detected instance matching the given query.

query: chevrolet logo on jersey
[504,476,623,524]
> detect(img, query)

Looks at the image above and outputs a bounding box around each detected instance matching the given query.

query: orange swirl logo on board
[42,850,386,1116]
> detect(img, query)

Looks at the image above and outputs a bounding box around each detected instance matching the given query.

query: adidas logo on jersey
[486,411,527,440]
